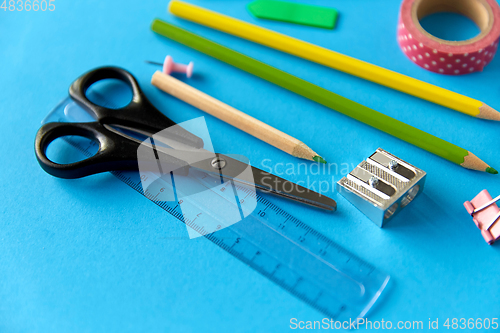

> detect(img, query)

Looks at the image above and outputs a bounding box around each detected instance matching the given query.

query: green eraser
[247,0,338,29]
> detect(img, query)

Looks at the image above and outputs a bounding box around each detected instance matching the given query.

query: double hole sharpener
[337,148,426,227]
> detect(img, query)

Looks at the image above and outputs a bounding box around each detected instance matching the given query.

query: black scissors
[35,67,336,211]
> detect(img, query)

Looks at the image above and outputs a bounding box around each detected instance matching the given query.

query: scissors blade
[250,167,337,211]
[189,154,337,211]
[103,127,335,211]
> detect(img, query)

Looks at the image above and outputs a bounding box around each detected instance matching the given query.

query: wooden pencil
[167,0,500,121]
[151,71,326,163]
[150,19,497,174]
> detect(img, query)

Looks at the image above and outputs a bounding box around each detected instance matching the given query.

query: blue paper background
[1,0,500,332]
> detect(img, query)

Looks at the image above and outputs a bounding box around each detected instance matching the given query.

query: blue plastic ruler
[43,95,390,322]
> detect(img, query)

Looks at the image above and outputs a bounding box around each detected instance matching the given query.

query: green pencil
[151,19,497,174]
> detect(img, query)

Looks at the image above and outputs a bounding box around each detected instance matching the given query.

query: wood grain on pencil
[151,71,324,162]
[462,151,498,174]
[478,104,500,121]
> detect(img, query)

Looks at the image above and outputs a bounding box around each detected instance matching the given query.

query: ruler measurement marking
[250,251,261,262]
[270,264,281,276]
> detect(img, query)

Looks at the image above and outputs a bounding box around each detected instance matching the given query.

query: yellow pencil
[168,0,500,121]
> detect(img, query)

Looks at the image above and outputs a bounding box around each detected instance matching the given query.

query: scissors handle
[69,66,203,148]
[35,122,189,179]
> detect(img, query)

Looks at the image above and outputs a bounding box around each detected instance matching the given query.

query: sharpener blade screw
[389,160,399,170]
[368,176,379,187]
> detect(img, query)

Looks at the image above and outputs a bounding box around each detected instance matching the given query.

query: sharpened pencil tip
[486,167,498,174]
[478,104,500,121]
[313,156,327,164]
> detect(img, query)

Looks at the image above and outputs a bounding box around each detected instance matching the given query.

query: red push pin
[147,55,194,78]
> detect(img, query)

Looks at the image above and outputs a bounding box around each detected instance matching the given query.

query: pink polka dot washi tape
[398,0,500,75]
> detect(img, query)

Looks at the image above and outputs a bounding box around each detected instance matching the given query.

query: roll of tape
[398,0,500,75]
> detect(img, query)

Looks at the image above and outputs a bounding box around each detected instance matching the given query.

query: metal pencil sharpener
[337,148,426,227]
